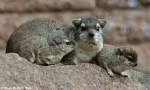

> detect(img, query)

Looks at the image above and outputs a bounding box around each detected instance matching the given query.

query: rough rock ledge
[0,52,148,90]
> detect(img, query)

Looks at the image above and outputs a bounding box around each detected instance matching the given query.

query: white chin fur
[94,35,103,52]
[75,36,103,62]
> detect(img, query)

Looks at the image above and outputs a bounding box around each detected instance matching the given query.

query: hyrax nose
[88,32,95,38]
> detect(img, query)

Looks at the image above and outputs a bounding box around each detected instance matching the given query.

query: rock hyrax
[6,18,72,65]
[61,18,137,77]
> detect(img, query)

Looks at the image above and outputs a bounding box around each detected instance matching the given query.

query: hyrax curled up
[6,18,72,65]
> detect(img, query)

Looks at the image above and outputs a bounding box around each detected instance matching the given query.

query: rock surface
[141,0,150,6]
[131,43,150,72]
[97,0,140,9]
[0,0,149,12]
[0,0,95,12]
[0,52,148,90]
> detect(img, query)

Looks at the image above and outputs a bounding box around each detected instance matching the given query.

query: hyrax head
[72,18,106,51]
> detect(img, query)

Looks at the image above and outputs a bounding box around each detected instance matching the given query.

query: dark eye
[96,27,100,31]
[80,23,86,31]
[81,27,86,31]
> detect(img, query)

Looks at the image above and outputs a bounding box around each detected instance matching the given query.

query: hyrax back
[97,44,137,76]
[6,18,72,65]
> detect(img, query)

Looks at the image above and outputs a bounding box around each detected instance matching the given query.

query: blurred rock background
[0,0,150,71]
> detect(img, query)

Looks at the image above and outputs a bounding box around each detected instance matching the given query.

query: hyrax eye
[80,23,86,31]
[96,28,100,31]
[81,27,86,31]
[81,23,85,27]
[96,23,100,31]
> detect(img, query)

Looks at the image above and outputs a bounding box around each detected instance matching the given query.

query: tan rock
[131,43,150,72]
[140,0,150,6]
[0,0,95,12]
[97,0,140,9]
[0,52,148,90]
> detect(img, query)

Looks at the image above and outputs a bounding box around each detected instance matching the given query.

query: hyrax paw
[106,68,115,77]
[108,70,115,77]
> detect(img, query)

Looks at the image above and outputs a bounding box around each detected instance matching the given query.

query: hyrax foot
[103,62,115,77]
[61,50,79,65]
[107,68,115,77]
[61,58,79,65]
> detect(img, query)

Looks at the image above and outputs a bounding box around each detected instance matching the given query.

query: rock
[103,10,150,44]
[140,0,150,6]
[0,38,6,49]
[0,52,148,90]
[0,0,95,12]
[97,0,140,9]
[131,43,150,72]
[140,23,150,41]
[126,23,145,44]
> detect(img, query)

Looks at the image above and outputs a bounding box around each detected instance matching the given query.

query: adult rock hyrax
[6,18,73,66]
[61,18,138,77]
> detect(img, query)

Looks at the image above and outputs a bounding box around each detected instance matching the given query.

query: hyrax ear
[97,19,106,28]
[72,18,81,27]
